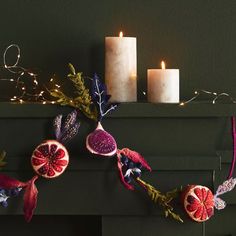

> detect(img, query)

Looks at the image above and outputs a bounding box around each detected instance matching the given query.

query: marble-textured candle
[147,61,179,103]
[105,32,137,102]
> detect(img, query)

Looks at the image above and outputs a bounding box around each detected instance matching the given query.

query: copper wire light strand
[0,44,50,103]
[180,89,236,106]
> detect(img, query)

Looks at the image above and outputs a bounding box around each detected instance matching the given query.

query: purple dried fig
[86,122,117,157]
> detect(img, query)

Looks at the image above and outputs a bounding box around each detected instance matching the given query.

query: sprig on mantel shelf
[136,178,183,223]
[0,151,6,169]
[49,64,97,121]
[91,74,118,121]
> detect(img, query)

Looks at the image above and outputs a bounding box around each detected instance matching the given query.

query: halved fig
[86,122,117,157]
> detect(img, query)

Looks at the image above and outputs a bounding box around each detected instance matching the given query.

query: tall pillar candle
[105,32,137,102]
[147,61,179,103]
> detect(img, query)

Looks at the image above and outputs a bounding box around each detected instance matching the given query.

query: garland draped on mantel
[0,45,236,223]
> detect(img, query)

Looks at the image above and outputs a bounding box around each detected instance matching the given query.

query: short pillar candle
[105,32,137,102]
[147,61,179,103]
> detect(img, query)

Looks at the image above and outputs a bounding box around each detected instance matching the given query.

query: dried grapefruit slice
[182,185,214,222]
[31,140,69,178]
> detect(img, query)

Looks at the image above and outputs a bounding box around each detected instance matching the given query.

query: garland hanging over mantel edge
[0,45,236,223]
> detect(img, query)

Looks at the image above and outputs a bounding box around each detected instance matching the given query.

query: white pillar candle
[105,32,137,102]
[147,61,179,103]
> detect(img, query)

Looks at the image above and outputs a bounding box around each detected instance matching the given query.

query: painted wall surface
[0,0,236,100]
[0,1,236,235]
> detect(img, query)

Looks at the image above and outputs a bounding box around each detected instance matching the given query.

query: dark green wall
[0,0,236,100]
[1,1,236,235]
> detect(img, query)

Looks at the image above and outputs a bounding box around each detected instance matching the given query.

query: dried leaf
[215,177,236,197]
[23,176,38,222]
[168,210,184,223]
[118,148,152,171]
[136,178,183,223]
[63,110,77,131]
[60,122,80,143]
[68,63,76,75]
[214,196,226,210]
[165,188,179,203]
[117,157,134,191]
[91,74,118,121]
[0,174,26,189]
[54,110,80,143]
[53,114,62,140]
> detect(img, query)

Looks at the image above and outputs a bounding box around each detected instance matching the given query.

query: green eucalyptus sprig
[0,151,6,169]
[137,178,183,223]
[49,64,97,121]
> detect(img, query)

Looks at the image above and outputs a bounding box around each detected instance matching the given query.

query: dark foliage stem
[94,77,117,121]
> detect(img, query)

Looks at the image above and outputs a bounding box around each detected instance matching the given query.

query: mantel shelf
[0,102,236,118]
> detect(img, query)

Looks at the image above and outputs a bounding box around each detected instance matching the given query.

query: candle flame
[161,61,166,69]
[119,31,123,37]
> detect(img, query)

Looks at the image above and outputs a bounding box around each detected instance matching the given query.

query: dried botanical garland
[50,66,183,221]
[0,45,236,223]
[50,65,236,223]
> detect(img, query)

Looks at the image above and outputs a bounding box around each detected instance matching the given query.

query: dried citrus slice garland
[0,110,80,221]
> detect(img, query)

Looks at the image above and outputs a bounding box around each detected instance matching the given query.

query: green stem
[136,178,183,223]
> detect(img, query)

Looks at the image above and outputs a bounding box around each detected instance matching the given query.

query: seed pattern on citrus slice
[182,185,214,222]
[31,140,69,179]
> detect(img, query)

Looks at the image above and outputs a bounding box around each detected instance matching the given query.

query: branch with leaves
[91,74,118,121]
[49,64,97,121]
[136,178,183,223]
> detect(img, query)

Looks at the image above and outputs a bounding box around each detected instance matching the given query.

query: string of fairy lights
[1,44,236,106]
[0,44,58,104]
[142,90,236,106]
[179,89,236,106]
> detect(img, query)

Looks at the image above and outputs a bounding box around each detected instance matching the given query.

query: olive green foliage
[49,64,97,121]
[137,178,183,223]
[0,151,6,169]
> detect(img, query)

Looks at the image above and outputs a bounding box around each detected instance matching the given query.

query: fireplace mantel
[0,102,235,236]
[1,102,236,118]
